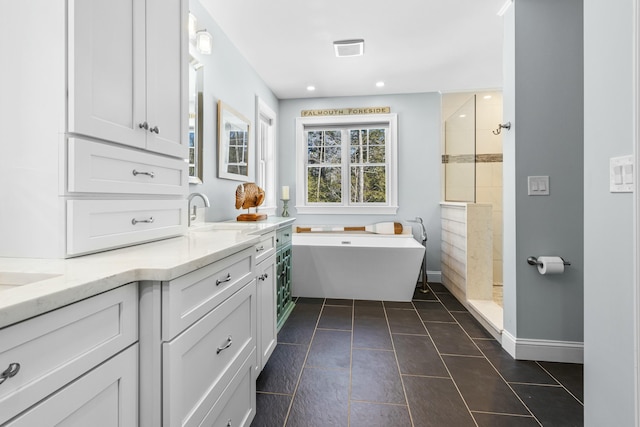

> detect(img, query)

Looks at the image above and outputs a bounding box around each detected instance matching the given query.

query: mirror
[217,100,251,181]
[188,56,204,184]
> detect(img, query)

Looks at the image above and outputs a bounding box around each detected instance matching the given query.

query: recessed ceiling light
[483,95,492,99]
[459,114,467,118]
[376,81,385,88]
[333,39,364,57]
[306,85,316,91]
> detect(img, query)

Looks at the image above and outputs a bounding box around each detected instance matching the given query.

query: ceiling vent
[333,39,365,57]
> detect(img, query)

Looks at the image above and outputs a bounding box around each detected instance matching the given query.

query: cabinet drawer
[162,281,256,427]
[162,247,254,341]
[5,344,138,427]
[67,199,187,256]
[276,226,292,249]
[255,231,276,265]
[68,138,188,196]
[201,349,256,427]
[0,283,138,425]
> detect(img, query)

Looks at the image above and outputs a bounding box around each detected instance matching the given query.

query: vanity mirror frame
[217,100,251,182]
[189,56,204,184]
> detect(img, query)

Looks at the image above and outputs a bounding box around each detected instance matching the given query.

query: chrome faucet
[407,217,427,243]
[187,192,211,226]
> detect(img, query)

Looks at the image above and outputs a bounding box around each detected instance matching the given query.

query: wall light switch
[610,155,634,193]
[528,176,550,196]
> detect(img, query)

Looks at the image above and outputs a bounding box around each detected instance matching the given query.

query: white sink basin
[0,272,61,288]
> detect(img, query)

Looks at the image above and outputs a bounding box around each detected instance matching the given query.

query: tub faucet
[407,217,427,243]
[187,192,211,226]
[407,217,429,293]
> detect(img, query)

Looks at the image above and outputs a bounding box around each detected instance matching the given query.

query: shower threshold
[467,299,503,342]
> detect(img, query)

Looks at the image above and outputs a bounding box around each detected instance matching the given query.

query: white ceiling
[199,0,508,100]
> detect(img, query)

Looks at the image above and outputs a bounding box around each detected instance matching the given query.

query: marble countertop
[0,217,295,329]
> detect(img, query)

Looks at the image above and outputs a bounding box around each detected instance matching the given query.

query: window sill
[294,205,399,215]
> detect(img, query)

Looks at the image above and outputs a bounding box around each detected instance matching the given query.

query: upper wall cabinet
[0,0,188,258]
[68,0,188,160]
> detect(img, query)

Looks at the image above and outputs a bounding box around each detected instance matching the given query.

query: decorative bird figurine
[235,183,267,221]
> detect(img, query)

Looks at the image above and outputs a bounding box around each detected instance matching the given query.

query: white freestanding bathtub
[292,232,425,302]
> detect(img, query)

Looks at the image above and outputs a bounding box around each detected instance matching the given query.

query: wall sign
[301,106,391,117]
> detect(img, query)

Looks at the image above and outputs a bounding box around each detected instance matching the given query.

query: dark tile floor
[251,283,584,427]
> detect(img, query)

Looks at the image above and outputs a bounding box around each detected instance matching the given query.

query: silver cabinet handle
[138,121,149,130]
[216,273,231,286]
[216,336,232,354]
[256,245,265,252]
[0,363,20,386]
[149,126,160,134]
[259,273,269,281]
[132,217,154,225]
[132,169,155,178]
[284,233,290,237]
[226,420,232,427]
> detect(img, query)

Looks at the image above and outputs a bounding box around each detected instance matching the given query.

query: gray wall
[584,0,637,424]
[278,94,443,270]
[504,0,584,343]
[189,0,279,221]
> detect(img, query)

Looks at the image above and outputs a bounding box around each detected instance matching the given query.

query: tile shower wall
[442,92,503,288]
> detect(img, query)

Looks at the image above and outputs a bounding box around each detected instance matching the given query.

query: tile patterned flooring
[251,283,583,427]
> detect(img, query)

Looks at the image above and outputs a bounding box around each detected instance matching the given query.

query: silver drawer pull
[0,363,20,386]
[132,217,154,225]
[216,273,231,286]
[216,336,232,354]
[149,125,160,134]
[256,245,265,252]
[132,169,155,178]
[138,121,149,130]
[284,233,290,237]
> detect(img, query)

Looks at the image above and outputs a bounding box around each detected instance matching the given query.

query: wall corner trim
[502,330,583,364]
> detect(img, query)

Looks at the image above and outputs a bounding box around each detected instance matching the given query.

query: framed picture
[217,100,251,181]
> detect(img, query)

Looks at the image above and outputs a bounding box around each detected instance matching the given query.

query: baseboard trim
[502,330,584,363]
[427,270,442,283]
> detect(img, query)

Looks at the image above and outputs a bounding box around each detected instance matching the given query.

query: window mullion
[342,128,350,206]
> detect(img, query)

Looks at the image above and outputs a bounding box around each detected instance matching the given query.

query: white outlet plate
[610,155,634,193]
[528,176,550,196]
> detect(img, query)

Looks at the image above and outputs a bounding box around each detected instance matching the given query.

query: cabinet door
[163,281,256,427]
[257,255,277,372]
[145,0,188,159]
[0,283,138,425]
[68,0,146,149]
[5,344,138,427]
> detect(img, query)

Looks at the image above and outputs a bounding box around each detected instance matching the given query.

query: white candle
[282,186,290,200]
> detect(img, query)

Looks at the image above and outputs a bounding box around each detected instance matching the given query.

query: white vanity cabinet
[140,245,258,427]
[0,0,188,259]
[254,231,278,373]
[69,0,188,159]
[0,283,139,426]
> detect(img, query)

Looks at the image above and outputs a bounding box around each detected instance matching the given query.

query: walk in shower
[440,92,504,337]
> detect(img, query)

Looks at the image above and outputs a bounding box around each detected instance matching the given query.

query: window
[256,97,277,214]
[295,114,398,214]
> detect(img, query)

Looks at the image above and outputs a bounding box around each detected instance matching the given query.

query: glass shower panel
[444,95,476,202]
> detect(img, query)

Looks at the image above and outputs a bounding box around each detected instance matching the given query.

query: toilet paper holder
[527,256,571,267]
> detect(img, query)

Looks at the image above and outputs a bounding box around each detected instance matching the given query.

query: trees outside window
[295,114,398,215]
